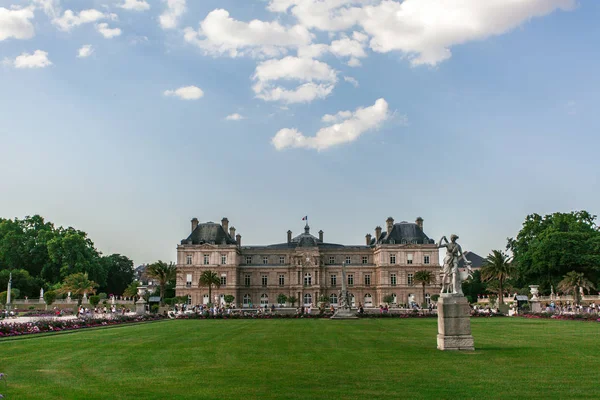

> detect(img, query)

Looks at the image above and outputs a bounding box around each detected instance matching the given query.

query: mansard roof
[181,222,237,245]
[458,251,486,269]
[371,221,432,245]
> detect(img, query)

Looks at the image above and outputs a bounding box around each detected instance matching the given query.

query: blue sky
[1,0,598,266]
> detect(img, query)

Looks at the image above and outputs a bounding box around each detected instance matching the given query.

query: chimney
[191,218,199,233]
[416,217,423,231]
[386,217,394,234]
[375,226,382,241]
[235,234,241,247]
[229,226,236,239]
[366,234,372,245]
[287,230,292,243]
[318,230,324,242]
[221,217,229,233]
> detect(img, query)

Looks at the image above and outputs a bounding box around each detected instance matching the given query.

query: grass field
[1,318,599,399]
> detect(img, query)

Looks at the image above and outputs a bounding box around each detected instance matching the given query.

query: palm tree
[558,271,595,305]
[57,273,98,306]
[123,281,140,301]
[414,270,434,308]
[480,250,515,305]
[146,261,177,306]
[199,270,221,306]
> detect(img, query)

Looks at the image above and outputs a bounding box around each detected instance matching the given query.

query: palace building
[175,217,440,308]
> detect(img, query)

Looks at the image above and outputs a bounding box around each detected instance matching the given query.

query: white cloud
[343,76,359,87]
[12,50,52,69]
[184,9,312,58]
[225,113,245,121]
[0,7,35,41]
[119,0,150,11]
[159,0,186,30]
[272,98,390,150]
[253,56,337,104]
[96,23,121,38]
[164,86,204,100]
[32,0,60,18]
[267,0,365,32]
[53,9,106,31]
[77,44,94,58]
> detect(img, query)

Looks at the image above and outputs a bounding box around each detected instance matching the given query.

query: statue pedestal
[135,298,147,315]
[437,295,474,351]
[530,300,542,313]
[330,307,358,319]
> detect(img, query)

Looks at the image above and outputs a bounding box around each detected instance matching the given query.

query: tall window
[245,256,252,264]
[424,255,430,264]
[330,293,338,304]
[243,294,251,307]
[186,274,192,288]
[362,256,368,264]
[390,273,397,287]
[186,255,192,265]
[262,275,268,287]
[329,256,335,264]
[304,273,312,286]
[425,293,431,304]
[330,274,337,287]
[263,256,268,265]
[203,254,210,265]
[347,274,354,286]
[345,256,351,264]
[303,293,312,305]
[220,276,227,286]
[244,274,251,287]
[279,274,285,286]
[260,294,269,305]
[221,254,227,265]
[364,274,371,286]
[408,273,414,286]
[279,256,285,264]
[390,254,396,264]
[407,254,413,265]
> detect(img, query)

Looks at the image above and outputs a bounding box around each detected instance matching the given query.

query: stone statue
[40,288,44,299]
[437,234,472,295]
[331,261,357,319]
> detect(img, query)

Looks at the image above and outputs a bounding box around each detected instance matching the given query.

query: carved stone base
[330,308,358,319]
[135,299,147,315]
[437,295,474,351]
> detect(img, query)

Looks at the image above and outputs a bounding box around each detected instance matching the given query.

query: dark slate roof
[264,224,346,249]
[458,251,486,269]
[374,222,432,245]
[181,222,236,245]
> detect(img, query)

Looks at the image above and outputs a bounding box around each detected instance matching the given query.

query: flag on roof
[302,216,307,221]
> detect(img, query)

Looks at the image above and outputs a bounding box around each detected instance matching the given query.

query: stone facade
[175,217,440,308]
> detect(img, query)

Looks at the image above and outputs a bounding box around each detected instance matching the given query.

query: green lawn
[1,318,599,399]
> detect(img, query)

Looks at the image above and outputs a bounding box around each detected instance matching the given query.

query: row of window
[240,292,432,306]
[241,273,417,287]
[186,274,228,287]
[187,254,431,266]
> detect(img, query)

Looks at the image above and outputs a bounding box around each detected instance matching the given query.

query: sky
[1,0,599,267]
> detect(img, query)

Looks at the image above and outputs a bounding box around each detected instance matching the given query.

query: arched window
[425,293,431,304]
[303,293,312,305]
[304,273,312,286]
[329,293,338,304]
[243,294,251,307]
[203,294,209,305]
[364,293,373,307]
[219,294,225,305]
[260,293,269,305]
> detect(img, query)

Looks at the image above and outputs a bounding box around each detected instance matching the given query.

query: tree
[414,270,434,308]
[100,254,134,295]
[480,250,515,305]
[288,296,297,307]
[224,294,235,306]
[57,273,98,306]
[0,289,19,305]
[123,281,140,301]
[558,271,595,305]
[277,293,288,306]
[146,261,176,306]
[44,290,57,309]
[507,211,600,292]
[198,270,220,306]
[382,294,395,305]
[462,270,488,304]
[0,269,41,299]
[89,295,101,307]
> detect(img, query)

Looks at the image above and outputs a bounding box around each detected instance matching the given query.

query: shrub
[151,304,160,314]
[44,291,57,306]
[98,293,107,300]
[89,295,101,307]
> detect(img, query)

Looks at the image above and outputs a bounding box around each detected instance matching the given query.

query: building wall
[175,236,440,308]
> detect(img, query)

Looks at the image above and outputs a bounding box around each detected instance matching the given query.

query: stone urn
[529,285,539,301]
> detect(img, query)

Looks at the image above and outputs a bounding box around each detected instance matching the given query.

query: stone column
[136,298,147,315]
[437,295,474,351]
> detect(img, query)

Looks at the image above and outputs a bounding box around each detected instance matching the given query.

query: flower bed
[0,314,165,338]
[520,312,600,322]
